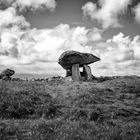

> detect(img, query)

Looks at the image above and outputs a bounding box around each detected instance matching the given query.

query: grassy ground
[0,76,140,140]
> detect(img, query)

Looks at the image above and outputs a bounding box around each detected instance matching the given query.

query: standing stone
[83,65,92,80]
[72,64,81,81]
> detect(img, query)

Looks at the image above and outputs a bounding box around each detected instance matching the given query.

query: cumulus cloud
[131,35,140,59]
[0,2,102,75]
[0,22,103,61]
[1,21,140,76]
[0,0,56,11]
[82,0,131,29]
[87,28,102,41]
[102,33,134,63]
[0,23,102,74]
[92,32,140,76]
[133,3,140,24]
[0,7,30,28]
[0,1,139,76]
[0,7,139,76]
[0,6,30,61]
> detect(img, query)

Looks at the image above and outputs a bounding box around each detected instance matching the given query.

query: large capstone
[58,51,100,81]
[0,69,15,80]
[58,50,100,70]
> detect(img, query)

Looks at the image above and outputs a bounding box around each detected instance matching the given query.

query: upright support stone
[83,65,92,80]
[72,64,81,81]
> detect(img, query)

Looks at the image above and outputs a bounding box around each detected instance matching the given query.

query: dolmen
[0,68,15,80]
[58,50,100,81]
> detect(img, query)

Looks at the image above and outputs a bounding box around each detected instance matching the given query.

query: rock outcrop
[0,69,15,80]
[58,51,100,81]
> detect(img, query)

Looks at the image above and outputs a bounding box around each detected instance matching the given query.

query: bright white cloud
[87,28,102,41]
[0,6,30,61]
[0,5,102,74]
[131,35,140,59]
[92,32,140,76]
[133,3,140,24]
[103,33,133,62]
[0,0,56,11]
[1,22,140,76]
[0,7,30,28]
[0,23,102,74]
[0,8,140,76]
[82,0,131,29]
[0,1,140,76]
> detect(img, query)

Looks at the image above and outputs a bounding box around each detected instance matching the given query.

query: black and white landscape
[0,0,140,139]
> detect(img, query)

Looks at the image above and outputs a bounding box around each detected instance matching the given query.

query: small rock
[0,68,15,80]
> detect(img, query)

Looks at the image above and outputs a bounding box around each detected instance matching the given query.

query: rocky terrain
[0,76,140,140]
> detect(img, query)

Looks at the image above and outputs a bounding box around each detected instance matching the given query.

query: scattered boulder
[58,51,100,81]
[0,69,15,80]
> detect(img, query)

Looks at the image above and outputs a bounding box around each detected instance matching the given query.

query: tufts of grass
[0,76,140,139]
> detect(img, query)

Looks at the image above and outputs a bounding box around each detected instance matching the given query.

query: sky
[0,0,140,76]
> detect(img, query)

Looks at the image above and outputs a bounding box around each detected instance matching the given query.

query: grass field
[0,76,140,140]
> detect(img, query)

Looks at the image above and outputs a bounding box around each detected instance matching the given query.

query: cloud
[0,5,101,74]
[87,28,102,41]
[0,7,30,28]
[0,23,102,74]
[1,21,140,76]
[0,0,56,11]
[82,0,131,29]
[92,32,140,76]
[131,35,140,59]
[0,2,139,76]
[0,13,140,76]
[0,7,139,76]
[0,7,30,61]
[103,33,134,63]
[133,3,140,24]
